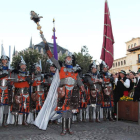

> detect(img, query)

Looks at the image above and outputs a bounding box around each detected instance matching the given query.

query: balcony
[127,45,140,52]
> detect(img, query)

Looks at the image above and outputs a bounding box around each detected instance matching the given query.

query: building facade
[109,37,140,73]
[13,37,69,58]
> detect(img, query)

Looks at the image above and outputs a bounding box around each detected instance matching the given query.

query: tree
[74,46,93,73]
[11,49,48,73]
[58,46,93,74]
[58,53,67,62]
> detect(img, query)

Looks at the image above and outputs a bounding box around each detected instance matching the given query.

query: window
[118,62,120,66]
[128,45,130,49]
[121,61,123,65]
[134,43,137,47]
[138,54,140,63]
[124,60,126,65]
[131,44,133,48]
[116,62,117,67]
[113,63,115,67]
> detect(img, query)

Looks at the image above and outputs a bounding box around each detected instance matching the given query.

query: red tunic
[32,79,45,111]
[57,67,78,111]
[14,75,30,113]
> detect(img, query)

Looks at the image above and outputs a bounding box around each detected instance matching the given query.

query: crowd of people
[0,43,140,136]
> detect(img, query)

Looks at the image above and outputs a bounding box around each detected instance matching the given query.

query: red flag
[52,35,57,39]
[100,0,114,69]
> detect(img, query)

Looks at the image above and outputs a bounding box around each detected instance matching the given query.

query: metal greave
[67,118,73,135]
[82,109,86,122]
[60,118,67,135]
[2,114,8,126]
[89,107,93,122]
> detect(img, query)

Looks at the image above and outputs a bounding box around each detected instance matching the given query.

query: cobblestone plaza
[0,121,140,140]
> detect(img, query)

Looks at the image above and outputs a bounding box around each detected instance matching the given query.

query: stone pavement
[0,121,140,140]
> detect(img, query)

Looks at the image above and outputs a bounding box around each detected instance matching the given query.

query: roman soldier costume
[85,61,102,123]
[44,59,56,97]
[11,56,30,125]
[46,45,87,135]
[100,61,114,121]
[0,54,12,127]
[30,11,86,133]
[31,60,45,120]
[79,75,88,122]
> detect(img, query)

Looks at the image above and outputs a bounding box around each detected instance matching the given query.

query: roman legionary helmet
[89,60,97,70]
[0,47,9,62]
[34,60,42,71]
[65,51,73,65]
[65,51,76,66]
[47,59,56,68]
[100,61,109,71]
[19,56,26,66]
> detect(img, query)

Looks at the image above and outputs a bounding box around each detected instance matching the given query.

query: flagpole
[52,18,58,60]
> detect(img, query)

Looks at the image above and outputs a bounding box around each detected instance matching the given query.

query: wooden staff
[30,11,47,43]
[30,11,52,58]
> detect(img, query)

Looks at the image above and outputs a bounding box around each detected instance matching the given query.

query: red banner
[100,0,114,69]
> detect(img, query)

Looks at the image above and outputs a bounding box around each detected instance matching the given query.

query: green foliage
[11,49,48,73]
[74,46,93,73]
[79,46,93,73]
[12,46,92,74]
[59,53,67,62]
[41,54,49,73]
[58,46,92,74]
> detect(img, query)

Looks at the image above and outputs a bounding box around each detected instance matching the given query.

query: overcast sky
[0,0,140,61]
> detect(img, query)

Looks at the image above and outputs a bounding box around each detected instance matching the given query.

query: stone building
[13,37,69,58]
[109,37,140,74]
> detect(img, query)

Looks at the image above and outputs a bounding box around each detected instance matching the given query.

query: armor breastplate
[2,70,8,75]
[103,76,110,84]
[33,85,44,92]
[0,79,8,86]
[65,86,74,90]
[36,85,43,91]
[62,77,76,86]
[15,87,29,94]
[91,77,102,92]
[63,68,74,73]
[18,74,26,82]
[34,77,41,81]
